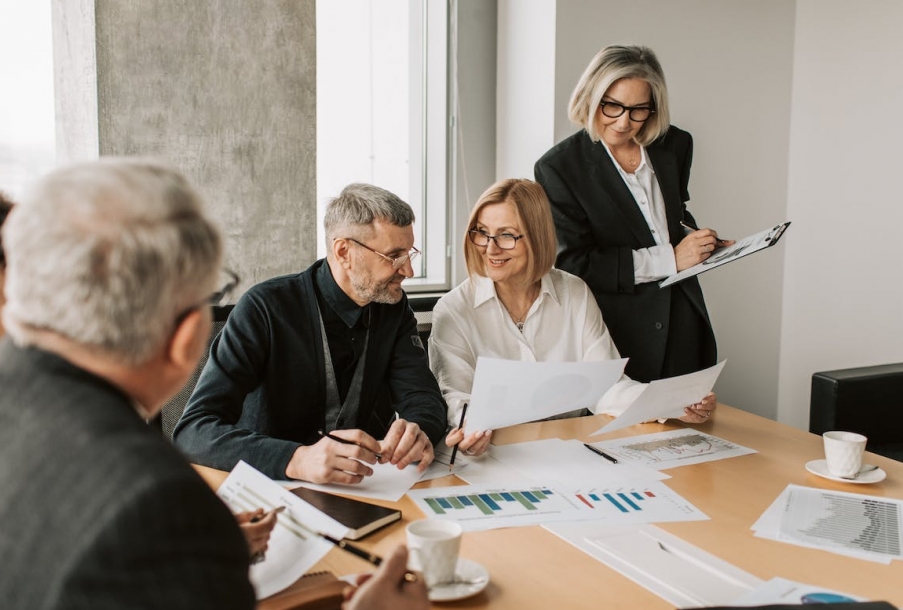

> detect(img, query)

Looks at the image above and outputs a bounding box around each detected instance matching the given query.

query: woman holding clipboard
[535,45,734,383]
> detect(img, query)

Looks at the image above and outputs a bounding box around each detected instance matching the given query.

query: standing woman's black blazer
[535,126,716,382]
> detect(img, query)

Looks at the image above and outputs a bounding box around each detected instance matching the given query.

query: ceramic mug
[823,430,867,478]
[406,519,462,588]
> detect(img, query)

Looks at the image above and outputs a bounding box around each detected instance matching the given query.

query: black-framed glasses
[599,100,655,122]
[468,229,525,250]
[173,268,240,328]
[346,238,420,270]
[208,268,240,307]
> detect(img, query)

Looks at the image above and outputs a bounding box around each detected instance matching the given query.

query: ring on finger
[464,448,476,456]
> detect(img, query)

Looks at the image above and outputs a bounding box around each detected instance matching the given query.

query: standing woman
[535,45,733,383]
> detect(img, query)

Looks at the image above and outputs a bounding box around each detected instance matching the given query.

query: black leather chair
[809,363,903,462]
[153,304,233,439]
[408,294,441,357]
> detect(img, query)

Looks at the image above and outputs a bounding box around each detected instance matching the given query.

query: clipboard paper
[660,222,790,288]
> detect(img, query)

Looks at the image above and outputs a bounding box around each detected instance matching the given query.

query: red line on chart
[575,494,594,508]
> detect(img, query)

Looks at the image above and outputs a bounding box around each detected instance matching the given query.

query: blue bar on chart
[575,490,656,512]
[422,488,555,516]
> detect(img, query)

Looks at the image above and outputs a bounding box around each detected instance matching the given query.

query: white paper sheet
[408,480,707,531]
[588,429,756,470]
[752,484,903,564]
[590,361,726,436]
[292,460,424,502]
[544,523,762,608]
[217,461,345,599]
[488,438,669,485]
[465,356,627,432]
[660,222,790,287]
[729,577,866,606]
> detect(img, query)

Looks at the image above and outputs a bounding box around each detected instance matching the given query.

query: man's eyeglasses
[208,268,240,307]
[468,229,525,250]
[346,238,420,271]
[174,268,239,327]
[599,101,655,122]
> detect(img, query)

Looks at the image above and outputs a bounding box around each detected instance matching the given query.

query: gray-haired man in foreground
[0,160,427,610]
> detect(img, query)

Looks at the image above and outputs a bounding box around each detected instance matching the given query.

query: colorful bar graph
[420,488,555,516]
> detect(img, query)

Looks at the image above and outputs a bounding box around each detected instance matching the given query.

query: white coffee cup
[406,519,462,588]
[823,430,867,478]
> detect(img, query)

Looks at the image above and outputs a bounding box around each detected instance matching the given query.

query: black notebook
[289,486,401,540]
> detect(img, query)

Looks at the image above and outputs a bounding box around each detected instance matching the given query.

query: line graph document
[588,429,757,470]
[752,484,903,564]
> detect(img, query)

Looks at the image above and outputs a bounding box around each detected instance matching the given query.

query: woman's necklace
[500,284,540,333]
[613,144,640,172]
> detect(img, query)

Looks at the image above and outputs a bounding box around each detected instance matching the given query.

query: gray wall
[53,0,318,292]
[541,0,795,421]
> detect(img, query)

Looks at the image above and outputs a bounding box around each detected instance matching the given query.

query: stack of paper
[752,484,903,564]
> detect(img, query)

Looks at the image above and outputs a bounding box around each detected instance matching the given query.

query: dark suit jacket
[535,127,716,382]
[173,259,447,480]
[0,340,255,610]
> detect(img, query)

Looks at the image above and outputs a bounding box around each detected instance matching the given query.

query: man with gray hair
[174,183,447,484]
[0,159,256,608]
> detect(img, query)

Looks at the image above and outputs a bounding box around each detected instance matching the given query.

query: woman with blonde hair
[536,45,733,384]
[429,178,715,456]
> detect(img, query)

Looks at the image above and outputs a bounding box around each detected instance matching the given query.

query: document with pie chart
[465,356,627,432]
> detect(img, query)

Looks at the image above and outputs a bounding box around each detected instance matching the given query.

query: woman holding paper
[429,179,716,456]
[535,45,733,383]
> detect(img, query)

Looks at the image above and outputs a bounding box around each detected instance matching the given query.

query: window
[316,0,449,291]
[0,2,56,198]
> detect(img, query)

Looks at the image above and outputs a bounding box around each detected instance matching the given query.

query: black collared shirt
[313,261,369,403]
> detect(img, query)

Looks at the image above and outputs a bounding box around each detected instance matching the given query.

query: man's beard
[350,268,404,305]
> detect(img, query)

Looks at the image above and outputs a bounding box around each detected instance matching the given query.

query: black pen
[680,220,727,246]
[583,443,619,464]
[448,403,469,471]
[318,429,382,460]
[317,532,418,583]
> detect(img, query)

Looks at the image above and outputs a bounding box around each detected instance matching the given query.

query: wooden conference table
[197,405,903,609]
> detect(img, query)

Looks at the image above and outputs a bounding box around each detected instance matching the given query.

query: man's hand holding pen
[285,429,383,484]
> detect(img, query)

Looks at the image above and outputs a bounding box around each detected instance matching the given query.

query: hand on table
[678,392,717,424]
[675,229,735,271]
[285,429,381,484]
[342,545,428,610]
[445,426,492,458]
[379,419,434,472]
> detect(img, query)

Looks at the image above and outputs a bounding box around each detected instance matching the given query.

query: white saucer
[805,459,886,484]
[428,558,489,602]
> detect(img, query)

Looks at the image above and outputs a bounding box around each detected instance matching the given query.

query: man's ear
[167,308,209,371]
[332,237,353,269]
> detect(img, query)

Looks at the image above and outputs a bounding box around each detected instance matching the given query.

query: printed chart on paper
[590,429,756,470]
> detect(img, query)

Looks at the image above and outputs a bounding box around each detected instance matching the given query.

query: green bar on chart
[468,495,494,515]
[425,497,446,515]
[512,491,538,510]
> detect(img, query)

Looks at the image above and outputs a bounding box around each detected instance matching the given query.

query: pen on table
[448,402,469,471]
[308,529,419,583]
[318,429,383,460]
[583,443,619,464]
[680,220,727,245]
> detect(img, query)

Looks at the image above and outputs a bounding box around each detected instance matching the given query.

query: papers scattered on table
[752,484,903,564]
[730,577,866,606]
[293,460,424,502]
[408,480,707,531]
[217,461,345,599]
[543,523,762,608]
[465,356,627,432]
[588,429,757,470]
[590,361,726,436]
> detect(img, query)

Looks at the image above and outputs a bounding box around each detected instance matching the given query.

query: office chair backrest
[408,294,440,353]
[810,362,903,462]
[157,304,233,439]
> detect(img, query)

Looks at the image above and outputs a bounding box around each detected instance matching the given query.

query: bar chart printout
[408,482,707,531]
[591,429,756,470]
